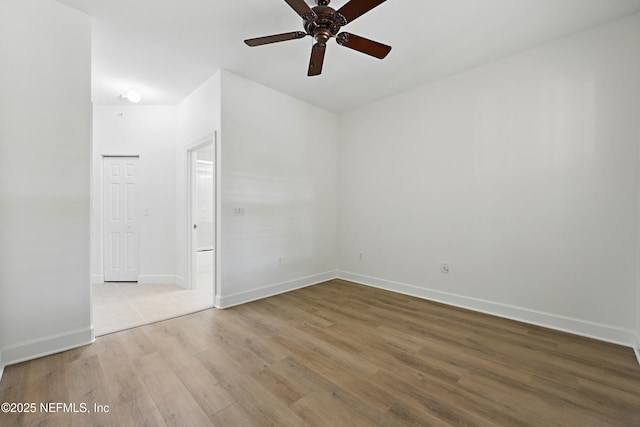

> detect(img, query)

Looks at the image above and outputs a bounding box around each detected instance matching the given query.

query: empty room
[1,0,640,425]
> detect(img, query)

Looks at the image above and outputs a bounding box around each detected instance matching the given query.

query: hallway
[92,279,214,336]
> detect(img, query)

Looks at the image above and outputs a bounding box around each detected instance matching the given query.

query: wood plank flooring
[1,279,639,426]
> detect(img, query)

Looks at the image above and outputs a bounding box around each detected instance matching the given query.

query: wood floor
[1,279,639,426]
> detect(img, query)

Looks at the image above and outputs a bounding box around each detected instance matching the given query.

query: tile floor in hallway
[92,274,214,336]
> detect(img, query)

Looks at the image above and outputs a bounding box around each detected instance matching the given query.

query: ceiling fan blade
[244,31,307,47]
[336,32,391,59]
[284,0,317,20]
[336,0,386,24]
[308,43,326,76]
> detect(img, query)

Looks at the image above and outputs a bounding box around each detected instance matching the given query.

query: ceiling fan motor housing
[304,3,346,45]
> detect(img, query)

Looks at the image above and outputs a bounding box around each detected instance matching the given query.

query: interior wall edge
[636,11,640,370]
[218,271,339,309]
[0,328,94,372]
[337,271,637,349]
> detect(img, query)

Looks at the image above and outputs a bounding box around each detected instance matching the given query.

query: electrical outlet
[440,263,449,274]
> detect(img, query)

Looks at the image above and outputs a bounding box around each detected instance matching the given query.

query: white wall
[637,265,640,360]
[177,72,222,146]
[218,71,338,306]
[0,0,92,372]
[92,106,178,284]
[176,72,222,287]
[338,15,640,345]
[637,184,640,359]
[637,13,640,358]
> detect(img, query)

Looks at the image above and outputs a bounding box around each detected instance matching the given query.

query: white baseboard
[0,327,94,376]
[138,275,179,285]
[337,271,637,348]
[175,276,186,288]
[218,271,338,309]
[91,274,104,284]
[0,352,4,383]
[635,335,640,366]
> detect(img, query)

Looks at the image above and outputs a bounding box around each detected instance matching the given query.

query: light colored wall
[176,72,222,287]
[0,0,92,372]
[177,72,222,146]
[637,14,640,360]
[218,70,338,306]
[637,181,640,359]
[338,15,640,345]
[92,105,178,284]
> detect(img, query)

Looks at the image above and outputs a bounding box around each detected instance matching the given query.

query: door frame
[185,132,219,303]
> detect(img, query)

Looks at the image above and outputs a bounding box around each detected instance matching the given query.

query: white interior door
[104,156,139,282]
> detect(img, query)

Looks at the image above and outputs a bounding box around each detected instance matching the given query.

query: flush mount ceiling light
[121,89,142,103]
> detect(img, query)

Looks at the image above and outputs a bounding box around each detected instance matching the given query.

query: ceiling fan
[244,0,391,76]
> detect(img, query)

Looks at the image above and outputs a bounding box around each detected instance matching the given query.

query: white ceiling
[54,0,640,112]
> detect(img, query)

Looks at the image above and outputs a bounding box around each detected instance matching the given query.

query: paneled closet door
[103,156,139,282]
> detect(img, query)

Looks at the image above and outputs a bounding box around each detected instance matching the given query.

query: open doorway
[91,108,218,336]
[189,142,215,291]
[186,134,217,301]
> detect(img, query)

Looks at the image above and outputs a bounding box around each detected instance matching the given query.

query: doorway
[93,144,217,335]
[194,156,214,288]
[187,135,217,298]
[91,113,218,337]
